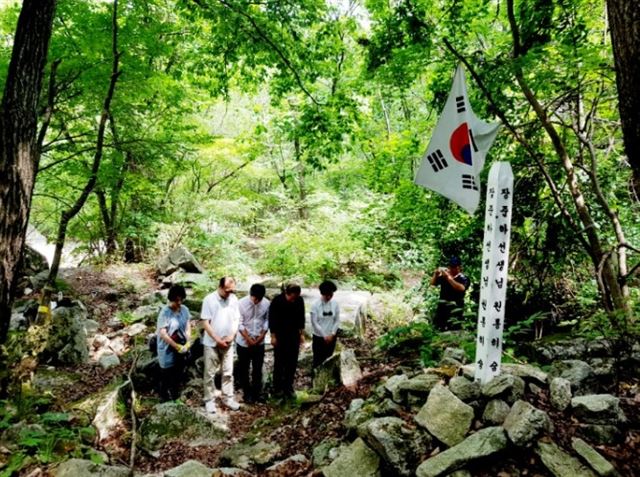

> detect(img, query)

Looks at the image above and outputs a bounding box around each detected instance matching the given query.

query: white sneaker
[205,400,217,414]
[224,398,241,411]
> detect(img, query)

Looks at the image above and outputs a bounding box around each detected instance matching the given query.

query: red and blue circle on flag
[450,122,472,166]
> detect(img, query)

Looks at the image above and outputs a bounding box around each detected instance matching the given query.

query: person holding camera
[430,256,470,331]
[157,284,192,402]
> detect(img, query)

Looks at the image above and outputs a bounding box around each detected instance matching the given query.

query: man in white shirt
[235,283,270,403]
[310,280,340,369]
[201,277,241,413]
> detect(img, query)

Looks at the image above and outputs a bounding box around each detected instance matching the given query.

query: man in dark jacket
[269,284,305,399]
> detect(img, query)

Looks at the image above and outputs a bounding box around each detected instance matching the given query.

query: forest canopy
[0,0,638,339]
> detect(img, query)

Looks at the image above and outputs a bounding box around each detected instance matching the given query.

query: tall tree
[0,0,57,343]
[607,0,640,196]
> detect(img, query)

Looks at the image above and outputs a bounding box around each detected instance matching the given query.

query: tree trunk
[294,137,308,220]
[0,0,57,343]
[607,0,640,196]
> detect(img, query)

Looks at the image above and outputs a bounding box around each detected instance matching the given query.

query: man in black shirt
[269,284,305,399]
[431,256,470,331]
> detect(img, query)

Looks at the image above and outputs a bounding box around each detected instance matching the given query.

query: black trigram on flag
[456,95,466,113]
[469,128,479,152]
[427,149,448,172]
[462,174,478,190]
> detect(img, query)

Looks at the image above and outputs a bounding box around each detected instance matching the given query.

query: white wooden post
[474,161,513,384]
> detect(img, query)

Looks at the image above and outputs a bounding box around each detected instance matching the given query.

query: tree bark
[0,0,57,343]
[607,0,640,196]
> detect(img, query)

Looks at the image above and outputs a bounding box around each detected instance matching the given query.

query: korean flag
[415,64,501,215]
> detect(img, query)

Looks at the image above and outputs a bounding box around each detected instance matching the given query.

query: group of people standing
[155,277,341,413]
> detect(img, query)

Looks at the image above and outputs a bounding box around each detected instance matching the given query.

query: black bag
[170,328,187,345]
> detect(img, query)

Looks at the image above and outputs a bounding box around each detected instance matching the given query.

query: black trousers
[158,361,185,401]
[434,302,463,331]
[272,340,299,397]
[236,343,265,400]
[312,335,337,369]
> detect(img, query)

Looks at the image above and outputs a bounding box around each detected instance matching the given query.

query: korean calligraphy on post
[475,162,513,384]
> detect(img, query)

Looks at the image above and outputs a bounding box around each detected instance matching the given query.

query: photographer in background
[430,256,470,331]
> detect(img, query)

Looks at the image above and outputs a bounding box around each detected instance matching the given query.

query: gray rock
[98,353,121,370]
[384,374,409,403]
[482,399,511,425]
[323,437,381,477]
[52,458,130,477]
[139,402,226,451]
[32,368,79,397]
[442,347,467,363]
[577,424,624,444]
[571,394,626,424]
[449,376,480,402]
[374,398,403,417]
[10,311,28,331]
[344,398,373,432]
[416,427,508,477]
[140,290,167,305]
[357,417,430,477]
[312,438,342,467]
[122,322,147,337]
[550,377,572,411]
[220,440,281,469]
[398,373,441,398]
[571,437,619,476]
[548,360,596,395]
[535,441,597,477]
[84,319,100,335]
[156,246,204,275]
[165,460,215,477]
[439,357,464,368]
[163,271,211,287]
[481,374,525,404]
[47,303,90,365]
[501,363,548,385]
[503,400,553,447]
[415,383,474,447]
[340,348,362,388]
[132,305,162,324]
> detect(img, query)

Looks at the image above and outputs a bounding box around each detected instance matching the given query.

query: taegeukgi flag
[415,64,501,214]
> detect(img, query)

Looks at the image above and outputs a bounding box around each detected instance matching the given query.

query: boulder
[571,394,626,424]
[358,417,430,477]
[571,437,619,477]
[415,383,474,447]
[344,399,375,433]
[46,302,90,365]
[139,402,227,451]
[548,360,596,395]
[98,353,120,370]
[156,246,204,275]
[384,374,409,404]
[442,347,467,363]
[481,374,525,404]
[576,424,624,445]
[503,400,553,447]
[482,399,511,425]
[165,459,215,477]
[501,363,548,385]
[92,387,125,441]
[398,373,441,397]
[340,349,362,388]
[210,469,252,476]
[535,441,597,477]
[32,367,79,397]
[323,437,381,477]
[264,454,309,476]
[416,427,508,477]
[219,440,281,470]
[549,377,572,411]
[312,438,343,467]
[131,304,162,324]
[52,458,130,477]
[448,376,480,402]
[312,354,340,391]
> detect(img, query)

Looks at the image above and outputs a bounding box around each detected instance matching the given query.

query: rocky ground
[5,262,640,476]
